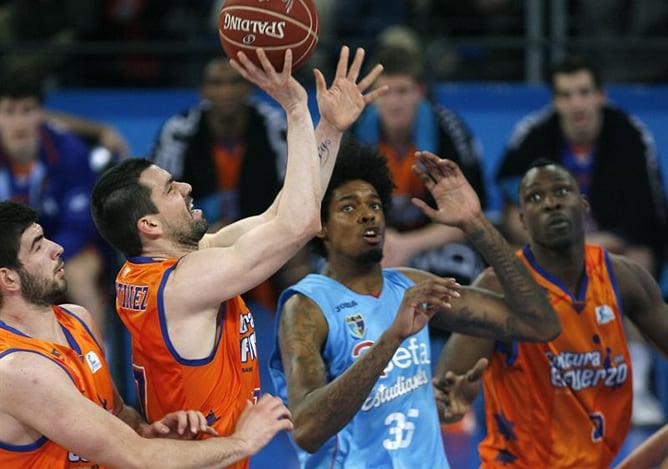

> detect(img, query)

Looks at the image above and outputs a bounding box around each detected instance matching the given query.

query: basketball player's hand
[411,152,483,228]
[315,45,388,132]
[433,358,487,423]
[232,394,293,457]
[392,278,460,340]
[143,410,218,439]
[230,48,307,114]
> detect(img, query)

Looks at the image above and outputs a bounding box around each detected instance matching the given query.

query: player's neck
[324,259,384,295]
[0,301,64,342]
[140,237,198,260]
[530,242,586,291]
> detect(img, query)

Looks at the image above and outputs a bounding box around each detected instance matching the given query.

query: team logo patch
[85,351,102,373]
[595,304,615,325]
[346,313,366,338]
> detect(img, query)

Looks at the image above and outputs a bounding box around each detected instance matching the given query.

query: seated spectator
[46,110,131,161]
[0,70,111,333]
[150,56,310,309]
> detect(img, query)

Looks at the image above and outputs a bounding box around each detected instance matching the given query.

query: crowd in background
[1,1,668,467]
[1,0,668,88]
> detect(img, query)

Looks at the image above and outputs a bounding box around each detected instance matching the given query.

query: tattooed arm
[278,280,450,453]
[313,46,387,203]
[411,152,560,342]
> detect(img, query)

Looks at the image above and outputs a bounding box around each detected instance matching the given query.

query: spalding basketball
[219,0,319,71]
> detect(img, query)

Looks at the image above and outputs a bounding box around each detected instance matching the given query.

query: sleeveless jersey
[269,270,450,469]
[0,306,114,468]
[479,244,632,468]
[115,257,260,469]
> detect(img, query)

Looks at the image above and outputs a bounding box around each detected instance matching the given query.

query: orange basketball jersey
[0,306,114,468]
[479,244,632,468]
[115,257,260,469]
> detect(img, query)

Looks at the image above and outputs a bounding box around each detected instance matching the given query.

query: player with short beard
[91,46,388,469]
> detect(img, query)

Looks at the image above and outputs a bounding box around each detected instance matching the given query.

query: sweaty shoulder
[607,253,662,311]
[280,292,328,344]
[282,292,323,318]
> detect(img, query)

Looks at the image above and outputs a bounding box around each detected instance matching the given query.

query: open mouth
[362,227,382,243]
[546,215,570,230]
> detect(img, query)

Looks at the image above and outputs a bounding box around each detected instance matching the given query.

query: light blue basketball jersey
[269,270,450,469]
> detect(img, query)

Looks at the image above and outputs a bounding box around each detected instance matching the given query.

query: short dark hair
[373,46,424,83]
[549,55,603,93]
[91,158,157,257]
[311,138,395,259]
[518,158,576,198]
[0,70,45,104]
[0,201,38,270]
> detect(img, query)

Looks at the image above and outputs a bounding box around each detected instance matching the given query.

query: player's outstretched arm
[412,152,560,342]
[313,46,387,198]
[174,49,321,310]
[0,353,291,469]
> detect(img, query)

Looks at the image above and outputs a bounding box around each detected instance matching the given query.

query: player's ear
[315,225,327,241]
[0,267,20,292]
[516,204,528,232]
[581,195,591,214]
[137,215,161,236]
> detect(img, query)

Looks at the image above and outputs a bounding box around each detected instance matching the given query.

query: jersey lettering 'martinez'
[480,244,631,468]
[116,257,260,469]
[269,269,450,469]
[0,306,115,468]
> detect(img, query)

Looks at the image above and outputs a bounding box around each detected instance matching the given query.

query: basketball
[218,0,319,71]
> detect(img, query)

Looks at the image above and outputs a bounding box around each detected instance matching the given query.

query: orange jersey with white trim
[479,244,632,469]
[115,256,260,469]
[0,306,114,468]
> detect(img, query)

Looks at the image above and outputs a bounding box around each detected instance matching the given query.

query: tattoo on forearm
[298,336,397,442]
[470,220,557,331]
[447,305,521,338]
[285,302,397,445]
[317,139,331,163]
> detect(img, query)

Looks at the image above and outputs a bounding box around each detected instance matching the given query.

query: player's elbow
[293,425,325,454]
[292,414,330,454]
[284,211,321,241]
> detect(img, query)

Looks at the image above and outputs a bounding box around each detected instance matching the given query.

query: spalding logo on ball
[219,0,320,71]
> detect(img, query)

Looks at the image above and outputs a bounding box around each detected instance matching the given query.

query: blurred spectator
[150,56,310,310]
[46,110,131,161]
[0,70,112,332]
[352,41,489,286]
[495,54,668,426]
